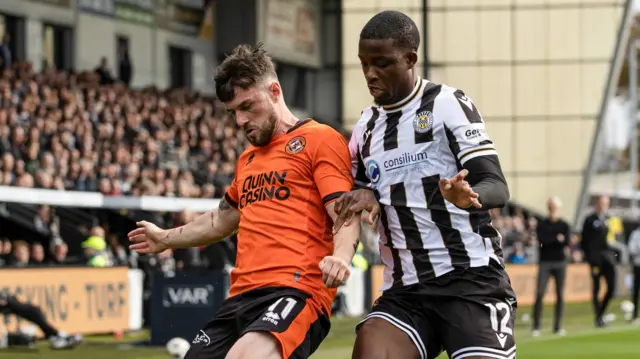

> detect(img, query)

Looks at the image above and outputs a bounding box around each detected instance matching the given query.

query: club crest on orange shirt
[285,136,306,154]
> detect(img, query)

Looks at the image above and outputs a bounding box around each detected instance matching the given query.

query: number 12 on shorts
[485,302,513,338]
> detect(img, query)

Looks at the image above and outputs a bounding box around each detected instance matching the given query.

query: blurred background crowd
[0,58,242,284]
[0,61,243,199]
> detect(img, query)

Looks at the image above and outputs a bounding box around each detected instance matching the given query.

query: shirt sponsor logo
[240,171,291,208]
[462,125,489,142]
[366,152,428,183]
[382,152,428,171]
[366,160,381,184]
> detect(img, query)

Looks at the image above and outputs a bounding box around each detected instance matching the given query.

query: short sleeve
[311,127,354,206]
[223,165,240,209]
[438,89,498,166]
[349,123,371,188]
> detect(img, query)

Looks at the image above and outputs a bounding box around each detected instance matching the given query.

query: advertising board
[0,266,130,334]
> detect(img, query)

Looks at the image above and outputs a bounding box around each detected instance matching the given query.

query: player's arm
[164,197,240,248]
[563,222,573,247]
[628,230,640,255]
[312,127,359,255]
[441,89,509,209]
[312,127,360,287]
[351,117,373,190]
[333,115,381,230]
[580,216,594,260]
[325,201,361,262]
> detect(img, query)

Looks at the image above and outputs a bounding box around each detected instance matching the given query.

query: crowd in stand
[0,61,244,199]
[0,60,244,270]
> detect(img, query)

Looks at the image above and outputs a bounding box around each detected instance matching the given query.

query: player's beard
[246,110,277,147]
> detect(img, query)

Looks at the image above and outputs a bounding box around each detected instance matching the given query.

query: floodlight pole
[629,39,639,214]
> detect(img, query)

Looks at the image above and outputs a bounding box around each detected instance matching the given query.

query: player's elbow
[496,181,510,208]
[475,177,509,209]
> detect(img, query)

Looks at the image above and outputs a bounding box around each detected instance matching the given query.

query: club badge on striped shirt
[413,111,434,133]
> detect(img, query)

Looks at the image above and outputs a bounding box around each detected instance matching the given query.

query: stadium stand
[0,62,241,269]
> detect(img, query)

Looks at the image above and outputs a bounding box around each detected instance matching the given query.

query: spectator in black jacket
[117,44,133,86]
[581,195,616,327]
[532,196,571,336]
[94,57,114,85]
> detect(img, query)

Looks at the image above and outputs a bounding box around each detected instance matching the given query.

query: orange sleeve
[311,127,354,206]
[224,165,241,209]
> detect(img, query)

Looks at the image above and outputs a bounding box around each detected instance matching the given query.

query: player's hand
[319,256,351,288]
[127,221,170,254]
[439,169,482,209]
[557,234,566,243]
[333,189,380,234]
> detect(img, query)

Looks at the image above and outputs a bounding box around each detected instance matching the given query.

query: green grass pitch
[1,300,639,359]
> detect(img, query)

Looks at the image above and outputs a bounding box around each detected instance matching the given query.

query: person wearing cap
[82,226,109,268]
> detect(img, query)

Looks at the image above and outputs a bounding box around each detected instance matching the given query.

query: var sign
[162,285,214,308]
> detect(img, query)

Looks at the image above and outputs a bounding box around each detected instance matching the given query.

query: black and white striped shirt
[349,78,504,291]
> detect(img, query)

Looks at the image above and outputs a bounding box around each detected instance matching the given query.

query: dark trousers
[633,266,640,320]
[0,295,58,338]
[590,259,616,321]
[532,261,566,331]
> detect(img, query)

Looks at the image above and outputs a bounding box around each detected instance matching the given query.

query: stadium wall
[0,266,144,335]
[0,0,215,93]
[340,0,627,220]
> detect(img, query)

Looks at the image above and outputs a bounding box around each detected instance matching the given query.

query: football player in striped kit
[334,10,516,359]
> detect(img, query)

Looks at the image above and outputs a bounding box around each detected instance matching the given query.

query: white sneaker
[532,330,541,337]
[554,329,566,336]
[49,336,68,349]
[631,318,640,325]
[49,335,80,350]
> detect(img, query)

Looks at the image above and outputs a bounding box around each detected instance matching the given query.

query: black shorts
[357,262,517,359]
[185,286,330,359]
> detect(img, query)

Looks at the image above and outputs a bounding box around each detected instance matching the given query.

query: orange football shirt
[224,119,354,312]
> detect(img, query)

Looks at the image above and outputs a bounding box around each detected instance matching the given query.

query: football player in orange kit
[127,44,360,359]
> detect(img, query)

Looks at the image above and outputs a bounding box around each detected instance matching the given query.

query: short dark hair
[214,44,277,103]
[360,10,420,51]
